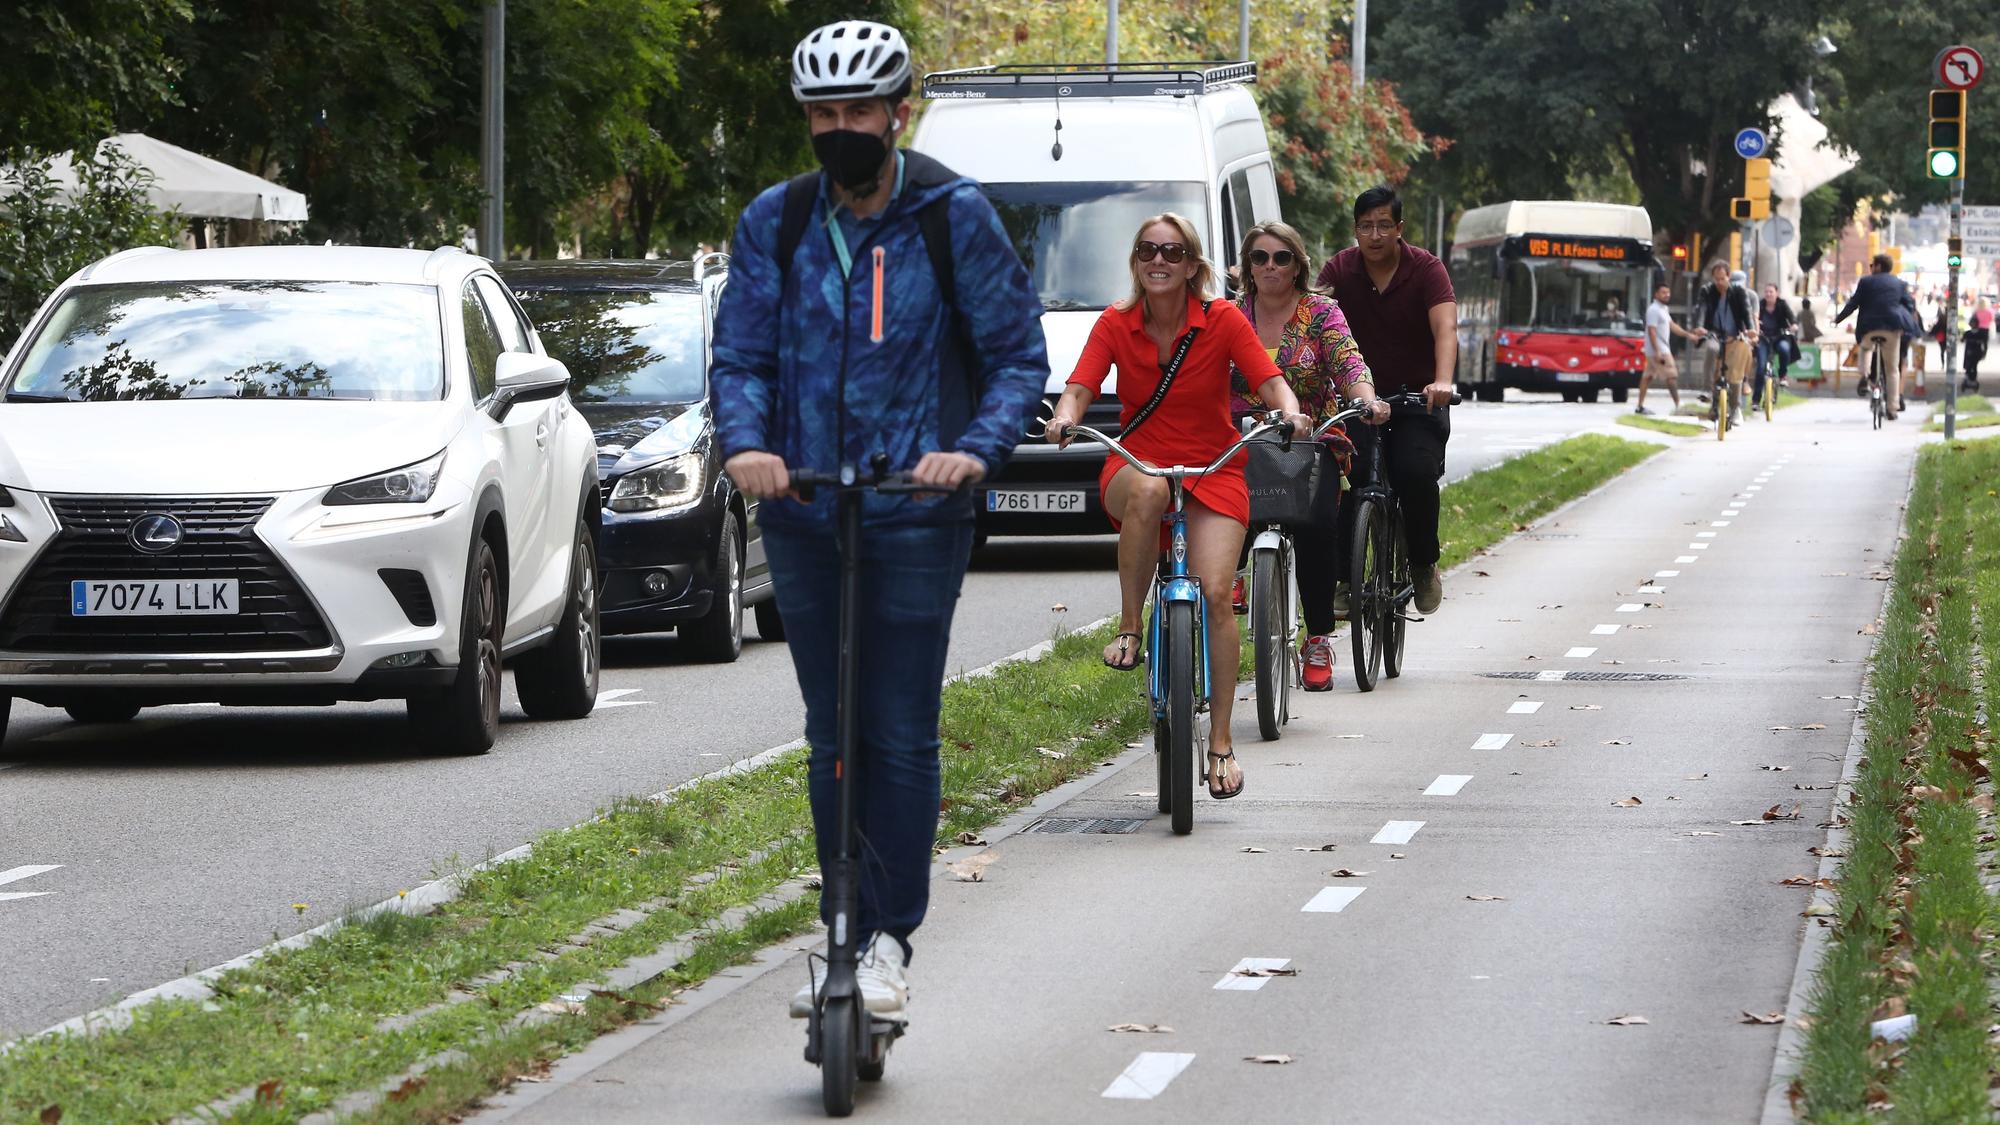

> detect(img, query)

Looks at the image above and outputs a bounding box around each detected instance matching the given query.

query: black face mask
[812,123,894,195]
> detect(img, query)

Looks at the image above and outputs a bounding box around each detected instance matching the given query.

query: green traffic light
[1949,254,1964,268]
[1930,148,1962,178]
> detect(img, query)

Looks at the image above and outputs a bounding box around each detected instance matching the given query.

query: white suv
[0,244,601,754]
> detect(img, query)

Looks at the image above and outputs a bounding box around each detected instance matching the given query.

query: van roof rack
[921,61,1255,101]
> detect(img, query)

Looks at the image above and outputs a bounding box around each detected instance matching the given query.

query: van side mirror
[490,351,570,420]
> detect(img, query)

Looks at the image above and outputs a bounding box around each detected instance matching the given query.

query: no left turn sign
[1936,45,1985,90]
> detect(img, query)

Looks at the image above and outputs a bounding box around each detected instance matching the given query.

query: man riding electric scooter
[712,18,1048,1106]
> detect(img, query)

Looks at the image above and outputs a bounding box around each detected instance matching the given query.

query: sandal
[1206,750,1245,800]
[1103,631,1142,671]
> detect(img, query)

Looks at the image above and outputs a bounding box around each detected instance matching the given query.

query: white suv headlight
[608,452,704,513]
[324,451,448,506]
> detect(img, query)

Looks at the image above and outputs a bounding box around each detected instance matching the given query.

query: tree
[1372,0,1825,251]
[0,0,191,154]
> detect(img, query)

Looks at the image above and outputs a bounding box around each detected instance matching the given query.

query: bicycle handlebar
[1320,390,1462,433]
[787,465,965,501]
[1056,416,1296,481]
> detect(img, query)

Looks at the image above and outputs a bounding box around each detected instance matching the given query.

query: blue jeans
[762,519,975,960]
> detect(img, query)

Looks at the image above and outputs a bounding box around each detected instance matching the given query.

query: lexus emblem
[129,514,184,554]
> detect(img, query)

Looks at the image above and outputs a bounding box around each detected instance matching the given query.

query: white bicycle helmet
[791,20,913,103]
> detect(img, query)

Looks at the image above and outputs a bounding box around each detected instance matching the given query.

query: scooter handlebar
[786,467,966,502]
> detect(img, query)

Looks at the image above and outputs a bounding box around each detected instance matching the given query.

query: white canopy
[35,133,309,222]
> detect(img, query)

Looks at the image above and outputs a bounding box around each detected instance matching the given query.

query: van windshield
[980,181,1208,311]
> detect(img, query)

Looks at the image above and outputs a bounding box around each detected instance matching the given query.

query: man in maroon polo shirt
[1316,185,1458,615]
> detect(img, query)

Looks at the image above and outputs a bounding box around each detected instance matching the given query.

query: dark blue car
[499,258,778,661]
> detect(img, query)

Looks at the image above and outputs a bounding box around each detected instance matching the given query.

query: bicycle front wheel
[1383,509,1409,679]
[1716,384,1729,441]
[1251,548,1285,741]
[1164,599,1198,834]
[1349,498,1385,692]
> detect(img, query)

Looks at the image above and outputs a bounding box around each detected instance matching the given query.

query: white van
[913,63,1284,536]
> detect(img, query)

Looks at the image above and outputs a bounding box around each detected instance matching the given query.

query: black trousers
[1292,442,1347,637]
[1331,407,1451,586]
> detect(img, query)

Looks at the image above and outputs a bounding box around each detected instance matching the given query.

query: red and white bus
[1449,201,1659,403]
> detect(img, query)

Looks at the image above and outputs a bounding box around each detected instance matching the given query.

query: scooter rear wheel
[820,996,858,1116]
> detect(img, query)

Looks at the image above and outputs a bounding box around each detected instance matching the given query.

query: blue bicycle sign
[1734,128,1769,160]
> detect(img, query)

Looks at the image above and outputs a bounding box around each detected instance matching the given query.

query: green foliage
[1256,46,1433,254]
[0,147,181,351]
[1797,182,1855,270]
[0,0,191,153]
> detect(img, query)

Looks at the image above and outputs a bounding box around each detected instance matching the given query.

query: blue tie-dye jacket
[712,151,1049,532]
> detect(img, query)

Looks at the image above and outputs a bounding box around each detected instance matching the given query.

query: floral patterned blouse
[1231,291,1372,426]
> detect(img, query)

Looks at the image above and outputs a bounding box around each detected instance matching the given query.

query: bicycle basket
[1245,439,1320,526]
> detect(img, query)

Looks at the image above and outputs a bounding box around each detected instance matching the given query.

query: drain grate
[1482,670,1687,682]
[1026,817,1146,834]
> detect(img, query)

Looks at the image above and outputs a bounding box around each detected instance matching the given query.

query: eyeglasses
[1135,241,1189,264]
[1247,248,1296,268]
[1355,221,1400,236]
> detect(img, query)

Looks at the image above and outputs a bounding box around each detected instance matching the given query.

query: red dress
[1068,294,1283,528]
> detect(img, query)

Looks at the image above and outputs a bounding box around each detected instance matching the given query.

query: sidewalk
[474,400,1917,1123]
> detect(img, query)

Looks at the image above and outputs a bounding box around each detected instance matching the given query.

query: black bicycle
[1335,391,1459,692]
[788,459,958,1117]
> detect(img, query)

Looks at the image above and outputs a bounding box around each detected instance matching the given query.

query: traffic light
[1948,236,1964,269]
[1671,244,1688,265]
[1929,89,1966,179]
[1731,158,1772,221]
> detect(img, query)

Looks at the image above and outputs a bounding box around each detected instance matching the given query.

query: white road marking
[1690,543,1710,550]
[1656,570,1680,577]
[1371,820,1425,845]
[1698,532,1717,538]
[1535,670,1568,681]
[1302,886,1369,912]
[1675,556,1698,563]
[594,688,652,710]
[1719,510,1739,517]
[1214,957,1294,991]
[1424,774,1473,796]
[0,864,60,902]
[1638,585,1664,594]
[1617,604,1643,613]
[1747,485,1763,491]
[1508,700,1543,714]
[1591,624,1620,635]
[1564,646,1597,658]
[1711,521,1731,527]
[1472,732,1512,750]
[1102,1052,1198,1099]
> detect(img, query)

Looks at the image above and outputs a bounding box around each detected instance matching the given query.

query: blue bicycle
[1057,417,1294,834]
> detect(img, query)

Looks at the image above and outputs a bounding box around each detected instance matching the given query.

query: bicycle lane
[477,400,1916,1123]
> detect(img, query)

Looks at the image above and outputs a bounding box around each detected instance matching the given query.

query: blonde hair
[1238,220,1316,300]
[1117,212,1218,311]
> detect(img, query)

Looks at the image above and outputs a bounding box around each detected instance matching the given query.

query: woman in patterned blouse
[1235,220,1386,691]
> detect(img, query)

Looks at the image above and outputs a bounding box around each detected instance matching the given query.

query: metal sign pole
[1947,174,1963,438]
[1105,0,1118,64]
[1352,0,1367,90]
[479,0,505,259]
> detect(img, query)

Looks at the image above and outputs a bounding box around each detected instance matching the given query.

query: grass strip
[1794,440,2000,1121]
[0,432,1661,1125]
[1923,396,2000,431]
[1616,414,1706,438]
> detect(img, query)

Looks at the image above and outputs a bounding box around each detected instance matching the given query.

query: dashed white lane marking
[1508,700,1544,714]
[1591,624,1619,635]
[594,688,652,709]
[0,864,61,902]
[1711,521,1732,527]
[1424,774,1473,796]
[1535,670,1568,681]
[1656,570,1681,577]
[1690,543,1710,550]
[1698,531,1717,538]
[1675,556,1698,563]
[1747,485,1763,491]
[1637,585,1665,594]
[1719,510,1738,517]
[1371,820,1425,845]
[1214,958,1293,991]
[1616,604,1644,613]
[1103,1052,1198,1099]
[1564,646,1597,658]
[1303,886,1368,913]
[1472,732,1513,750]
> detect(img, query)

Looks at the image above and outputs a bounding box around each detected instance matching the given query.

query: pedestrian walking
[1695,262,1756,425]
[711,18,1050,1024]
[1799,297,1821,343]
[1966,296,1993,391]
[1636,282,1698,415]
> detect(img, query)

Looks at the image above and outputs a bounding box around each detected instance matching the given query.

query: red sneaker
[1231,576,1247,615]
[1302,634,1335,691]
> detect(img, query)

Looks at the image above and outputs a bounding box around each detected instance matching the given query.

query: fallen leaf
[1050,602,1068,612]
[1108,1023,1173,1034]
[1525,738,1562,747]
[1125,741,1145,748]
[1292,843,1338,852]
[1614,796,1643,807]
[1603,739,1632,746]
[949,853,997,882]
[1801,723,1826,731]
[1465,894,1507,901]
[1234,966,1300,979]
[1793,783,1832,791]
[1759,765,1791,772]
[1601,660,1625,666]
[1334,734,1365,740]
[955,831,988,846]
[1327,868,1371,878]
[1240,846,1268,854]
[1779,877,1815,887]
[1685,831,1722,837]
[1037,747,1068,760]
[1474,570,1492,577]
[1741,1010,1786,1025]
[1730,820,1766,826]
[1801,901,1836,917]
[1570,704,1602,711]
[1769,725,1792,732]
[1684,773,1710,781]
[1605,1015,1649,1026]
[1244,1054,1295,1064]
[1762,804,1803,821]
[38,1109,60,1125]
[1858,622,1879,635]
[1125,791,1156,798]
[1389,853,1408,859]
[1807,846,1845,857]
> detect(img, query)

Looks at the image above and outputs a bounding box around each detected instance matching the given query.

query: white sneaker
[788,955,828,1018]
[856,935,909,1019]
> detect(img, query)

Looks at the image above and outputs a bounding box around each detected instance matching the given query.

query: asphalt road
[480,396,1915,1123]
[0,392,1631,1039]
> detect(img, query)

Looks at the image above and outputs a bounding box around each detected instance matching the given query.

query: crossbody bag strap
[1119,301,1211,442]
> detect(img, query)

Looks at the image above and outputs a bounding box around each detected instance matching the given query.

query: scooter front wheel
[820,996,859,1117]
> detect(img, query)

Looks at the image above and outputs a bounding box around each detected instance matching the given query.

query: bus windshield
[981,181,1208,311]
[1502,258,1652,336]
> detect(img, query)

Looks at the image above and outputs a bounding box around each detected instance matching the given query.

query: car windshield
[981,181,1209,311]
[1503,259,1652,335]
[511,288,705,403]
[6,281,444,402]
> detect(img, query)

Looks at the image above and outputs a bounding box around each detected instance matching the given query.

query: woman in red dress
[1044,213,1309,799]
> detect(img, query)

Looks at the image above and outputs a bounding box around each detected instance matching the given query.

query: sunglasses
[1248,248,1296,268]
[1135,240,1190,264]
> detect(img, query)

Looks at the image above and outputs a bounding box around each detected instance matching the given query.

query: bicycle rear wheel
[1349,498,1385,692]
[1251,547,1285,741]
[1164,600,1198,834]
[1383,509,1409,679]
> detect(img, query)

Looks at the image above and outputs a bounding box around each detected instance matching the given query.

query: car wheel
[681,511,744,663]
[408,536,502,755]
[514,517,600,720]
[753,596,786,643]
[64,702,141,724]
[0,695,11,750]
[1611,386,1630,403]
